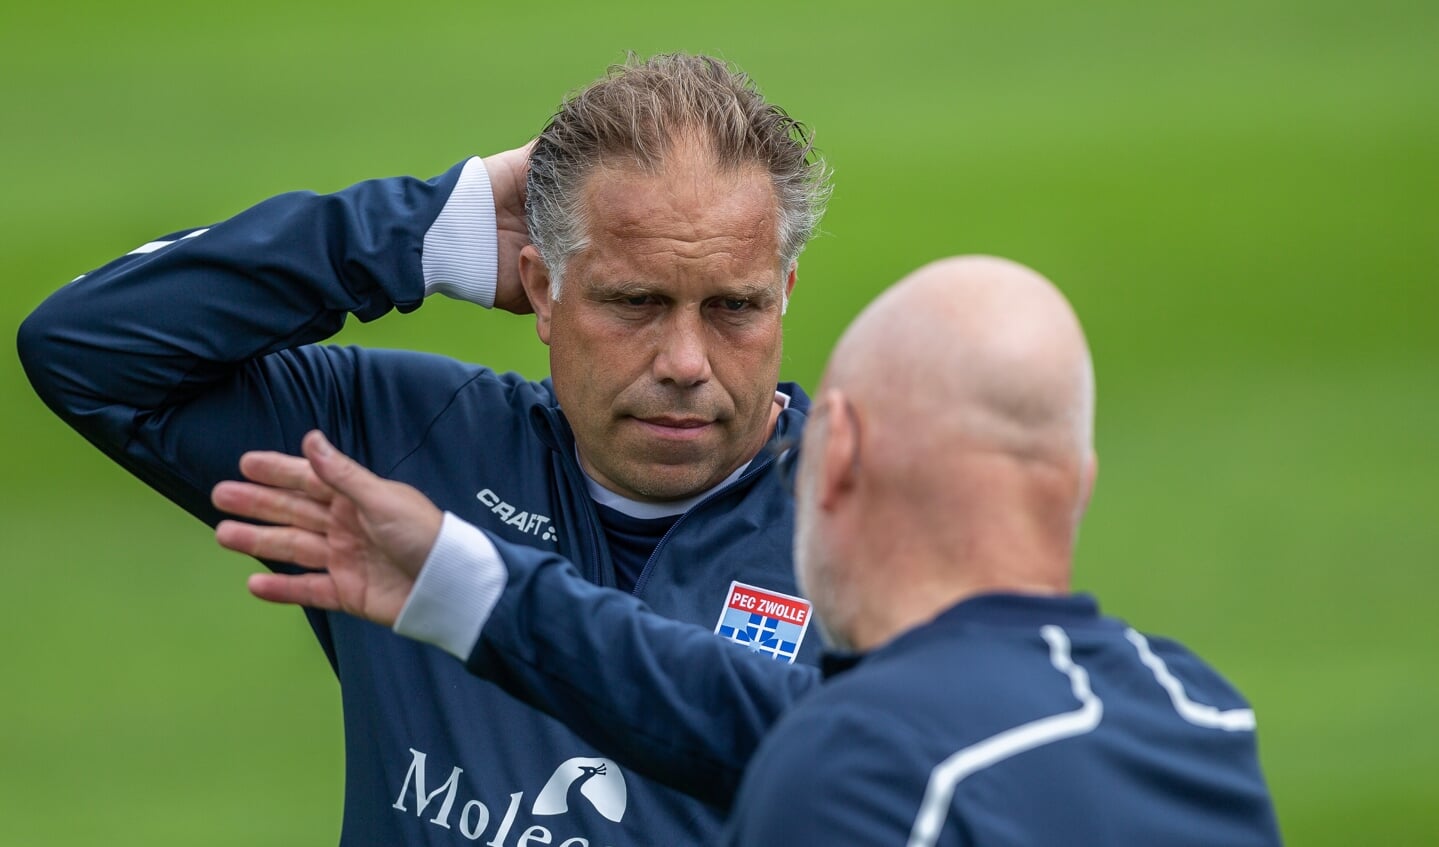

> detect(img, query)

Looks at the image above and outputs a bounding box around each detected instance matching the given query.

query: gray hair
[526,53,832,298]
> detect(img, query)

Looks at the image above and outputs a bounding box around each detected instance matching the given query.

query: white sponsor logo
[392,747,624,845]
[477,489,558,542]
[533,758,627,823]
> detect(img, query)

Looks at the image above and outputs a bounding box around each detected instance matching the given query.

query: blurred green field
[2,0,1435,843]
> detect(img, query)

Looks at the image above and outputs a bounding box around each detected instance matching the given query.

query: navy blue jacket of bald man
[444,535,1282,846]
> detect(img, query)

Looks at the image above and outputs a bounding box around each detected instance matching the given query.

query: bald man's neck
[831,444,1081,652]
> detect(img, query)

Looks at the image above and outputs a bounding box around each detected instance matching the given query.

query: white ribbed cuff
[393,512,507,660]
[421,157,499,307]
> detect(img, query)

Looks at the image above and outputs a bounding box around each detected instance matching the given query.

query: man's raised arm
[18,147,531,523]
[214,431,820,810]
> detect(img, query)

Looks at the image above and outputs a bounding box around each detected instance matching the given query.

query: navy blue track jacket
[728,594,1282,845]
[451,552,1281,845]
[17,158,821,846]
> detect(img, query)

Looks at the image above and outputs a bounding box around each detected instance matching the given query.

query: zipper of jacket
[534,404,616,588]
[553,447,616,588]
[629,443,787,598]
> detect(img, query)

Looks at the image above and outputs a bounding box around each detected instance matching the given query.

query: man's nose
[652,311,713,387]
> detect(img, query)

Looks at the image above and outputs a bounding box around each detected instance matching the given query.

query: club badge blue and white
[713,581,812,664]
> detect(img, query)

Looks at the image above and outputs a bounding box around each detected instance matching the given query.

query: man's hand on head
[483,141,537,315]
[211,431,444,628]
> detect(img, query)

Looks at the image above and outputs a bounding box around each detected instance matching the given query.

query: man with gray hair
[20,53,830,846]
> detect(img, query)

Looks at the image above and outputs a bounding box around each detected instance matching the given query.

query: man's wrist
[393,512,507,659]
[421,157,499,307]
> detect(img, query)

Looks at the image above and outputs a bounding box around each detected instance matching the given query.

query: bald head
[794,256,1097,651]
[827,255,1094,467]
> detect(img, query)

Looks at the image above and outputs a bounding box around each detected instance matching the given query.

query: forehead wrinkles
[580,160,780,258]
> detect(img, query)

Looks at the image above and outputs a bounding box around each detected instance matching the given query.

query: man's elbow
[17,291,87,420]
[19,298,57,397]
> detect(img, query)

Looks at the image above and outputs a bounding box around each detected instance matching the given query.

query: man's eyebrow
[585,280,783,299]
[587,281,659,298]
[725,281,781,299]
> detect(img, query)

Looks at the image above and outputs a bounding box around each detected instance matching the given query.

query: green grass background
[2,0,1435,843]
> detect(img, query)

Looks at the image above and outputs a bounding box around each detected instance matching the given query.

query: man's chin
[612,459,732,503]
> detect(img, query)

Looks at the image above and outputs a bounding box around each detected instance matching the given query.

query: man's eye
[625,296,650,306]
[720,298,751,311]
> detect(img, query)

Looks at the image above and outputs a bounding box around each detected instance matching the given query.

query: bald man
[214,257,1282,845]
[790,256,1099,654]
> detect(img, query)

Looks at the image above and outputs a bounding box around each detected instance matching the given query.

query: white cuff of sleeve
[421,157,499,307]
[393,512,507,660]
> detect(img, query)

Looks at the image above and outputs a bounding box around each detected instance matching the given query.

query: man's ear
[1077,450,1099,519]
[519,246,554,345]
[782,263,798,313]
[816,389,859,512]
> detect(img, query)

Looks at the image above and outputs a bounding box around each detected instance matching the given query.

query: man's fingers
[302,431,381,504]
[247,572,341,611]
[238,450,335,502]
[216,520,331,570]
[212,480,332,532]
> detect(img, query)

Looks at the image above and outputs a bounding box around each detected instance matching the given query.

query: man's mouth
[632,416,715,440]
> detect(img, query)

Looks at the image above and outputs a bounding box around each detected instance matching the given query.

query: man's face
[531,154,794,502]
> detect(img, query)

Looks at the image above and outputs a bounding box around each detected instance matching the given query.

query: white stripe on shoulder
[906,625,1103,847]
[1125,628,1256,731]
[127,228,210,255]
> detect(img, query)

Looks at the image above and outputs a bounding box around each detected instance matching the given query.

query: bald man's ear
[519,246,555,345]
[1077,451,1099,519]
[815,390,860,512]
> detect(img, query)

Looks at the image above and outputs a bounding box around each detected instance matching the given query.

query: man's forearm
[20,159,497,426]
[396,518,821,811]
[18,158,500,523]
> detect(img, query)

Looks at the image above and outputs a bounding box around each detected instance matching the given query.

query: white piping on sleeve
[1125,628,1256,731]
[126,228,210,255]
[906,626,1104,847]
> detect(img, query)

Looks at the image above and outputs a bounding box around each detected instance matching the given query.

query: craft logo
[476,488,558,542]
[713,581,812,663]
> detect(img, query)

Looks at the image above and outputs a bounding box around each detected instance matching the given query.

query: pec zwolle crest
[713,581,812,664]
